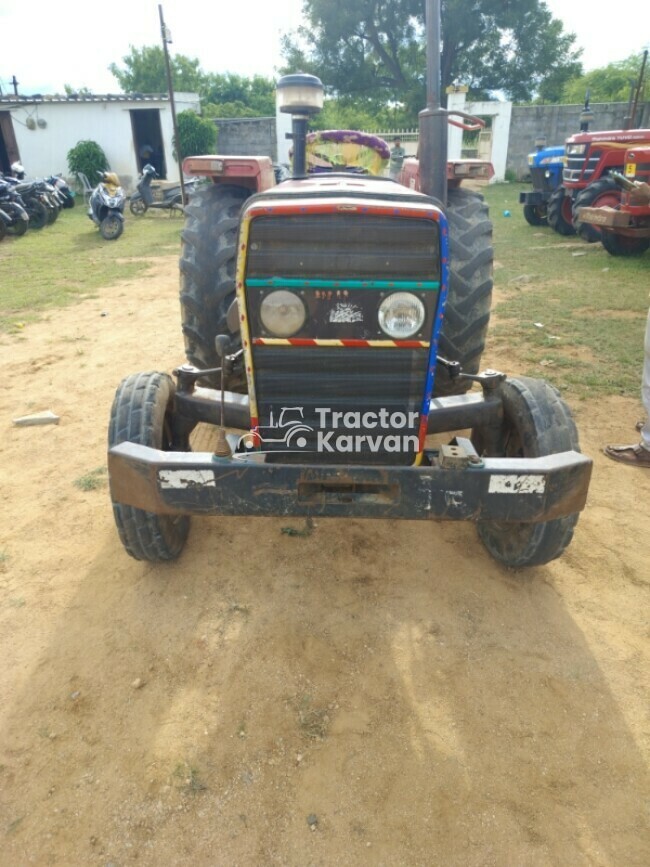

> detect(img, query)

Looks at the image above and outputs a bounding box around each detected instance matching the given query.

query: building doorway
[130,108,167,179]
[0,112,21,175]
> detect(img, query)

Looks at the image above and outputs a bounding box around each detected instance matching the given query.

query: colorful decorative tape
[252,337,430,349]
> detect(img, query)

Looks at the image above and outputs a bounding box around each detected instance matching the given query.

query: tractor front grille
[244,212,441,465]
[252,346,427,465]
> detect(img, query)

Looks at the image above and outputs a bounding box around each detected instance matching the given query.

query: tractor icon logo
[239,406,314,451]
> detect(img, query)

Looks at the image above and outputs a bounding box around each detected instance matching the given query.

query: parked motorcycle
[0,180,30,235]
[0,207,9,241]
[88,171,125,240]
[46,174,75,209]
[129,164,196,216]
[5,175,52,228]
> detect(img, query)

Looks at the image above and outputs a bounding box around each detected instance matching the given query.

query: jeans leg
[641,306,650,450]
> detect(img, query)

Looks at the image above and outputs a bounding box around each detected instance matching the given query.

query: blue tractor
[519,137,565,226]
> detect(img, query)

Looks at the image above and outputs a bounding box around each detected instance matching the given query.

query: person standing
[604,306,650,467]
[389,137,406,179]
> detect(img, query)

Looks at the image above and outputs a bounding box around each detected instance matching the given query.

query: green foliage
[66,140,109,186]
[281,0,583,120]
[558,54,647,105]
[108,48,277,117]
[109,45,204,94]
[202,73,276,115]
[174,111,216,161]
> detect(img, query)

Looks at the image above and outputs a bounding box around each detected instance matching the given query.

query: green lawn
[0,201,183,331]
[483,182,648,399]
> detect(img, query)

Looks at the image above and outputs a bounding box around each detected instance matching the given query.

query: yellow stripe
[254,338,431,348]
[235,214,258,422]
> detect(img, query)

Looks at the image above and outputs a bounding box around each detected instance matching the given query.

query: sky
[0,0,648,97]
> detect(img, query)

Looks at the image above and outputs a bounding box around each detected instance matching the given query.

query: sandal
[604,442,650,467]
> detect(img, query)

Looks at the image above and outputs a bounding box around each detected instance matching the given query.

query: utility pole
[11,76,19,96]
[158,5,187,205]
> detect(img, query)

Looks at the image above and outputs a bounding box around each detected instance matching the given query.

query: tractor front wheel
[523,203,547,226]
[547,186,576,236]
[473,376,581,568]
[572,178,622,242]
[600,230,650,257]
[108,372,190,561]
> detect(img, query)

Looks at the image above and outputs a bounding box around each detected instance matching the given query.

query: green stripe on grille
[246,277,440,291]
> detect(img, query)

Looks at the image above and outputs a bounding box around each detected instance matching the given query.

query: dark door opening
[0,112,21,175]
[130,108,167,179]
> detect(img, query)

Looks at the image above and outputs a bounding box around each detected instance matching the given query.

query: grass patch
[483,183,648,399]
[0,204,183,331]
[74,466,107,491]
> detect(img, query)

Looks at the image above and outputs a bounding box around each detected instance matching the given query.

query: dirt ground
[0,255,648,867]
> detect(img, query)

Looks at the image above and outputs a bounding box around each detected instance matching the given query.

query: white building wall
[446,90,512,182]
[9,93,199,191]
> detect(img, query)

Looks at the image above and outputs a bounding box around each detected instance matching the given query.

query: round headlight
[378,292,425,339]
[260,290,307,337]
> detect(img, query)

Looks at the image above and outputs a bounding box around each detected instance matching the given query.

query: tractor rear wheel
[179,184,250,390]
[523,203,547,226]
[473,376,581,568]
[547,185,576,236]
[600,230,650,257]
[572,177,622,242]
[434,187,493,396]
[108,371,190,561]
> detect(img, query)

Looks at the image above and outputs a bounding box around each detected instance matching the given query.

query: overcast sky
[0,0,648,96]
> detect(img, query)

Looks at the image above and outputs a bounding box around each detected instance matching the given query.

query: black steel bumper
[519,190,549,206]
[108,442,591,523]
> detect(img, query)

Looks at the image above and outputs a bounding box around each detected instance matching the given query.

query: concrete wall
[212,117,277,161]
[6,93,200,191]
[507,101,650,179]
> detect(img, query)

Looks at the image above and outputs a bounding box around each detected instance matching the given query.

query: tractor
[519,136,565,227]
[549,54,650,241]
[577,145,650,256]
[107,0,591,568]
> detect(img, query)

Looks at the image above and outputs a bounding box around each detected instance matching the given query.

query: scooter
[88,171,125,240]
[129,163,196,216]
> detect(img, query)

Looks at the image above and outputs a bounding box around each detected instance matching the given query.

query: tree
[559,54,648,105]
[109,45,204,94]
[174,111,217,161]
[282,0,583,118]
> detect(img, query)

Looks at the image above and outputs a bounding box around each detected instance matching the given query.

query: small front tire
[100,214,124,240]
[523,203,547,226]
[108,371,190,561]
[473,376,581,568]
[129,197,147,216]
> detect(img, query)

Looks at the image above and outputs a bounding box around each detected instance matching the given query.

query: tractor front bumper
[108,442,591,523]
[518,190,548,206]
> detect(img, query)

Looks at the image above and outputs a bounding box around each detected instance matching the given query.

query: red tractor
[549,53,650,241]
[106,0,591,568]
[577,145,650,256]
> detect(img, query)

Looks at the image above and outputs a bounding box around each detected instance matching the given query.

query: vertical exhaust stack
[277,74,324,179]
[419,0,447,205]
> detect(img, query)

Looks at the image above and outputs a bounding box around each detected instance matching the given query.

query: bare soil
[0,256,648,866]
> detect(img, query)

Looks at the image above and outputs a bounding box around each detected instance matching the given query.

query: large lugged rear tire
[547,185,576,236]
[108,372,190,561]
[435,187,494,396]
[572,177,622,242]
[179,184,250,389]
[473,376,581,568]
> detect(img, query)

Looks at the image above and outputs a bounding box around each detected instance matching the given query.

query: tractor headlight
[260,290,307,337]
[378,292,425,339]
[567,144,586,156]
